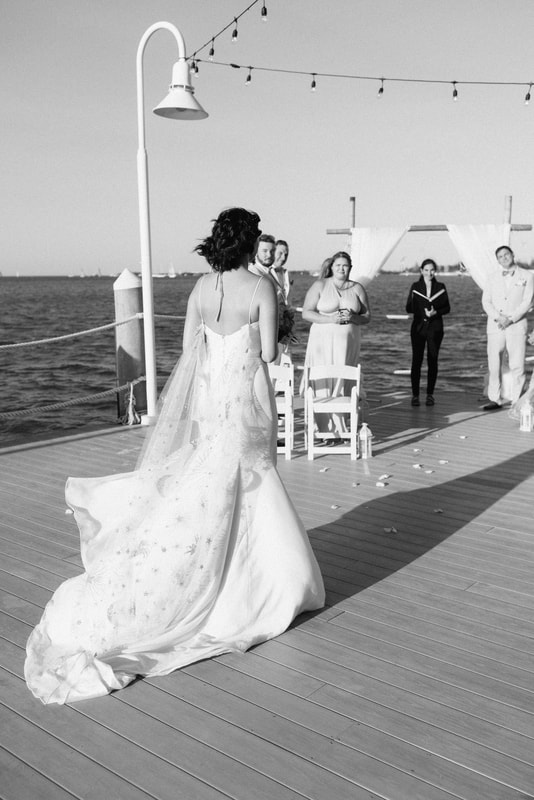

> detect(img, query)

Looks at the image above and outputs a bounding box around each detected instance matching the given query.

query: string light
[193,57,532,106]
[189,0,263,61]
[187,3,533,107]
[246,67,253,85]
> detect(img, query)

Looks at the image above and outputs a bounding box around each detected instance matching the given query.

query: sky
[1,0,533,276]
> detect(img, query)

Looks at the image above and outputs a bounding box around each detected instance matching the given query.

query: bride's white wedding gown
[25,308,325,704]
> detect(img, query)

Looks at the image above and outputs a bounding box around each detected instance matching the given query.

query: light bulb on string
[311,73,317,92]
[377,78,384,98]
[190,59,199,75]
[452,81,458,101]
[232,18,238,42]
[261,2,268,21]
[525,84,532,105]
[246,67,252,85]
[209,39,215,61]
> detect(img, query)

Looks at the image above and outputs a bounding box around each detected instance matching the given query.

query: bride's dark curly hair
[194,207,261,272]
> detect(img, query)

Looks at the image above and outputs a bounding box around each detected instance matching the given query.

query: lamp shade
[153,60,208,120]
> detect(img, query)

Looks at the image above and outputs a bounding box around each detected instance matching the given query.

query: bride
[24,207,325,704]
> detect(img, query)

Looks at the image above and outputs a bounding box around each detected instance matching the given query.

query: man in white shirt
[481,245,534,410]
[272,239,291,303]
[250,234,292,365]
[250,234,276,280]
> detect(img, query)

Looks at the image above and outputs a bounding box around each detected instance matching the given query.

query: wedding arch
[326,196,531,290]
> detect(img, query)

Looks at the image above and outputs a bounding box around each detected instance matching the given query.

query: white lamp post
[136,21,208,423]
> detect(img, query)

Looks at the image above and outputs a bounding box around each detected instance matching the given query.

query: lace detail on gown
[25,322,324,704]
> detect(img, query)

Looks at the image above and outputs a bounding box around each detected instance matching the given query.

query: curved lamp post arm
[135,22,188,424]
[136,22,186,149]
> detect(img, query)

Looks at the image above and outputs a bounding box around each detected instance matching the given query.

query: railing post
[113,269,146,419]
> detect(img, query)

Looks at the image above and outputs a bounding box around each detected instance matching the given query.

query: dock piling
[113,269,147,419]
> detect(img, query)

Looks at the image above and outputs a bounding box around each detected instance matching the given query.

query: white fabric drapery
[446,224,511,289]
[349,226,408,287]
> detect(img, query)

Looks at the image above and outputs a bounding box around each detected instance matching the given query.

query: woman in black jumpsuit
[406,259,450,406]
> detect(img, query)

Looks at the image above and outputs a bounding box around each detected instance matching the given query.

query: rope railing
[0,312,186,351]
[3,304,530,420]
[0,312,188,423]
[3,307,515,353]
[0,314,143,350]
[0,376,146,419]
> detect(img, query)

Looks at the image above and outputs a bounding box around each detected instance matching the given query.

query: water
[1,273,528,447]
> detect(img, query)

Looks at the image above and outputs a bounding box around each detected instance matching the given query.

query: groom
[250,233,293,363]
[249,234,277,282]
[481,245,534,410]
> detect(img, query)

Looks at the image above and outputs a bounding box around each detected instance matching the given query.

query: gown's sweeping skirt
[25,323,325,704]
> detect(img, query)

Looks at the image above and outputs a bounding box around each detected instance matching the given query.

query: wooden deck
[1,390,534,800]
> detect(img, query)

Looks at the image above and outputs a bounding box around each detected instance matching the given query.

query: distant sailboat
[168,263,177,278]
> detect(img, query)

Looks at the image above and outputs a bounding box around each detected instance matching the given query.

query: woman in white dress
[302,251,370,435]
[25,208,325,704]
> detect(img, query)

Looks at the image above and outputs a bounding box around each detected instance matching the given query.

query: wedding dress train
[25,320,325,704]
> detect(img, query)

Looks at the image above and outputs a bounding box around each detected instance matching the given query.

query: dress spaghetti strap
[248,277,264,324]
[197,274,206,323]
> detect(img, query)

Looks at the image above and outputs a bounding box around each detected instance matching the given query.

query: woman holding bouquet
[302,251,370,435]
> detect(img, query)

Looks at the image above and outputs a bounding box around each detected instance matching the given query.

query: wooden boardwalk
[1,390,534,800]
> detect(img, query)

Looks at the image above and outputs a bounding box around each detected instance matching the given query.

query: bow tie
[502,269,514,276]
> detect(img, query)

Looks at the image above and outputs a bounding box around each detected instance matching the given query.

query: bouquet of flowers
[277,300,299,345]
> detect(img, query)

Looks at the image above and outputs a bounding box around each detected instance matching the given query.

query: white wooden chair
[303,364,361,460]
[268,362,294,460]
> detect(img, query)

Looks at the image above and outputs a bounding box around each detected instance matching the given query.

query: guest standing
[406,258,450,407]
[273,239,291,303]
[481,245,534,410]
[302,251,370,434]
[249,233,276,280]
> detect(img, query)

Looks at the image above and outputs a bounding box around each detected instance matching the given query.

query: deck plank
[121,676,461,800]
[0,699,156,800]
[216,650,534,765]
[1,638,260,800]
[0,746,78,800]
[176,660,533,799]
[1,391,534,800]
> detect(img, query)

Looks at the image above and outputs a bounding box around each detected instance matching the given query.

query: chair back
[304,364,361,397]
[268,362,295,395]
[268,362,295,459]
